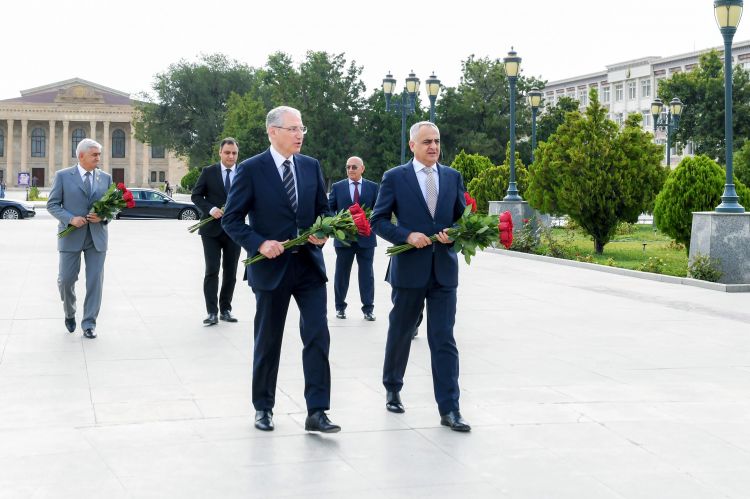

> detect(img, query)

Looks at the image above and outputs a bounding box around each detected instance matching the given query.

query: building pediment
[1,78,132,105]
[54,84,106,103]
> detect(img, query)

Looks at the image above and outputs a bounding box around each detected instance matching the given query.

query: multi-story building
[0,78,187,188]
[543,40,750,166]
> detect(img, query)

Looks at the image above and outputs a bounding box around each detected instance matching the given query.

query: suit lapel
[72,168,87,197]
[404,162,431,217]
[263,150,295,214]
[215,164,224,193]
[435,163,450,212]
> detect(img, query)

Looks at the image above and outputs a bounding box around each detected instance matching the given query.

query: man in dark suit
[191,138,243,326]
[47,138,112,339]
[327,156,379,321]
[222,106,340,434]
[371,121,471,432]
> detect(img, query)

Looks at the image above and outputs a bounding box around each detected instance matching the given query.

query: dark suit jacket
[222,149,329,291]
[191,163,232,238]
[327,178,379,248]
[370,161,466,289]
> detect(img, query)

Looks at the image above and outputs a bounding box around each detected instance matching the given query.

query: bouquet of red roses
[58,182,135,238]
[188,206,224,233]
[244,203,372,265]
[385,193,504,264]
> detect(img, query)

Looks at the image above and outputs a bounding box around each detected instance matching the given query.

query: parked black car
[0,199,36,219]
[116,188,199,220]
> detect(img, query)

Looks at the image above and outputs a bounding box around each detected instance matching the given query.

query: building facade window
[641,79,651,98]
[151,145,165,159]
[615,113,624,126]
[579,88,588,105]
[72,128,86,157]
[628,81,637,100]
[150,170,166,182]
[601,86,611,103]
[0,129,4,157]
[112,129,126,158]
[642,112,652,127]
[615,84,624,102]
[31,128,46,157]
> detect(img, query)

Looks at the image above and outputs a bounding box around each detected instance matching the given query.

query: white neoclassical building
[543,40,750,167]
[0,78,187,188]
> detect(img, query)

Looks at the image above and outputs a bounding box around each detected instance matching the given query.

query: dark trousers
[383,267,460,415]
[201,232,241,314]
[334,245,375,314]
[252,253,331,412]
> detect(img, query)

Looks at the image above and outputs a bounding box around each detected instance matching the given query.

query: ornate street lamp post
[425,72,441,123]
[383,71,420,164]
[714,0,745,212]
[503,48,522,201]
[527,87,543,164]
[650,96,684,167]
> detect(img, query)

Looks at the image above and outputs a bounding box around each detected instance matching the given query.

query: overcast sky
[2,0,748,101]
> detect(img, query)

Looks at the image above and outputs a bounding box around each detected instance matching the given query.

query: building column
[48,119,56,184]
[102,120,110,171]
[89,120,97,142]
[62,120,70,165]
[5,120,14,186]
[142,143,150,185]
[20,119,28,176]
[129,126,137,186]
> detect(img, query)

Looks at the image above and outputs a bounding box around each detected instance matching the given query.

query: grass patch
[538,225,688,277]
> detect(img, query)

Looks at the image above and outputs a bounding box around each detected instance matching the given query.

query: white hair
[266,106,302,128]
[76,138,102,157]
[409,121,440,141]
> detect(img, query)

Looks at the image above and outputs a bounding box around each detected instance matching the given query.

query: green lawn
[537,225,689,277]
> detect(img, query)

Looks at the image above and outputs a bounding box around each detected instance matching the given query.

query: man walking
[222,106,340,434]
[47,139,111,339]
[371,121,471,432]
[191,138,243,326]
[327,156,379,321]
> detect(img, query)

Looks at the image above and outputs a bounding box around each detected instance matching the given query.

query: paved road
[1,216,749,498]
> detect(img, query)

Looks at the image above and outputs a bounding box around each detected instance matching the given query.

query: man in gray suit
[47,139,112,339]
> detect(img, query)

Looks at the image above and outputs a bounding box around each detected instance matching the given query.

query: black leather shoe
[219,311,238,322]
[254,410,274,431]
[336,310,346,319]
[363,312,376,321]
[203,313,218,326]
[440,411,471,432]
[64,317,76,333]
[385,391,405,413]
[83,328,97,339]
[304,410,341,433]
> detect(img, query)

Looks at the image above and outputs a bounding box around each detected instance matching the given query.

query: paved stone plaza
[1,207,750,498]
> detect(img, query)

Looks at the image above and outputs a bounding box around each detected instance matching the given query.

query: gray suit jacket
[47,166,112,252]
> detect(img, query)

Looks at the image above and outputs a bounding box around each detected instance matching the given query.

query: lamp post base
[689,212,750,284]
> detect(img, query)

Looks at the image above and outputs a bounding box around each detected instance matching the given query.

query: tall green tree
[653,155,750,251]
[526,90,667,254]
[658,50,750,163]
[536,96,580,144]
[134,54,258,167]
[466,147,528,213]
[733,140,750,187]
[220,92,268,163]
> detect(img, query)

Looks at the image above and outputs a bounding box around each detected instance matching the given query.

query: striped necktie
[83,171,92,199]
[282,160,297,212]
[353,181,360,204]
[424,167,437,217]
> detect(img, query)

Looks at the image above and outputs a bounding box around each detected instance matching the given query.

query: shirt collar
[270,145,294,169]
[412,158,437,172]
[348,178,362,185]
[220,162,235,171]
[77,164,94,177]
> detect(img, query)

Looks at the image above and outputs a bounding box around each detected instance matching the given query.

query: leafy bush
[575,254,595,263]
[615,221,637,235]
[637,257,666,274]
[688,253,723,282]
[509,218,539,253]
[653,155,750,252]
[27,186,45,201]
[181,168,201,191]
[452,150,494,187]
[539,223,574,259]
[466,147,528,213]
[605,257,616,266]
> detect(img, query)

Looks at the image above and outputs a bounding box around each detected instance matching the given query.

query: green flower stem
[243,232,312,265]
[386,229,457,256]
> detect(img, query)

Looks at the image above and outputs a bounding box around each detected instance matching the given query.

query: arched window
[0,129,4,157]
[31,128,46,157]
[72,128,86,157]
[112,129,126,158]
[151,145,165,159]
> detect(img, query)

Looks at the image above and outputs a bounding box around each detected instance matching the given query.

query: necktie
[353,181,360,204]
[224,168,231,193]
[282,160,297,212]
[424,167,437,217]
[83,171,92,198]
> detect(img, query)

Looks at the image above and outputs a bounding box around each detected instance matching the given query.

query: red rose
[122,191,134,202]
[463,192,477,213]
[352,211,371,237]
[126,200,136,209]
[117,182,126,191]
[498,211,513,249]
[522,218,529,224]
[349,203,364,216]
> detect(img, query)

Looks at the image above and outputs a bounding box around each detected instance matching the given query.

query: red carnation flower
[117,182,126,191]
[122,191,134,202]
[126,200,136,209]
[463,192,478,213]
[349,203,371,237]
[498,211,514,249]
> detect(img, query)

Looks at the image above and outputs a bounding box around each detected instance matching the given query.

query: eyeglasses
[273,125,308,135]
[346,165,361,170]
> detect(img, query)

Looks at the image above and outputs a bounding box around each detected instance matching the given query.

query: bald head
[345,156,365,181]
